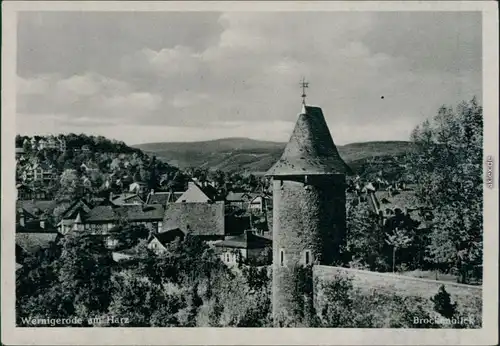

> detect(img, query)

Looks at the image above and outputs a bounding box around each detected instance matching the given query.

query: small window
[226,253,230,263]
[280,249,285,266]
[305,250,311,265]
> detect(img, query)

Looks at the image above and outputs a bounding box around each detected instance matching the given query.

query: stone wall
[313,265,482,319]
[272,175,345,325]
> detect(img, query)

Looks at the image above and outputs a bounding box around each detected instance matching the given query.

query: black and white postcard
[1,1,498,345]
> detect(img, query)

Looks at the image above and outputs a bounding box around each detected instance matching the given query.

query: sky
[16,11,482,145]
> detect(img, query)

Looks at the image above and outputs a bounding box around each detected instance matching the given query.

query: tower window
[280,249,285,266]
[304,250,313,265]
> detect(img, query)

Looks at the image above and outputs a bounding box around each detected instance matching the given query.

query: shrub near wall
[313,266,482,328]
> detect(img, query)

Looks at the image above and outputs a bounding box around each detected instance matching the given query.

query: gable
[148,237,167,252]
[176,184,211,203]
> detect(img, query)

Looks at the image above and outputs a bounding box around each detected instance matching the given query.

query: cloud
[16,11,482,145]
[17,75,51,95]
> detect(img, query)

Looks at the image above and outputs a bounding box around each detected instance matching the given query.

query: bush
[431,285,457,319]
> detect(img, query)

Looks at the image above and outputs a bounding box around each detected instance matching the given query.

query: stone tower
[266,103,350,326]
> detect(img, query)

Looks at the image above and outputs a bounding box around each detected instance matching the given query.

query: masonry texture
[272,176,346,323]
[313,265,483,320]
[267,104,349,326]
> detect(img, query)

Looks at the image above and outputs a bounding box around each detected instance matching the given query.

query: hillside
[134,138,414,174]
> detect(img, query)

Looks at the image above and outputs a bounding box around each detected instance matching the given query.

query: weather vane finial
[300,77,309,105]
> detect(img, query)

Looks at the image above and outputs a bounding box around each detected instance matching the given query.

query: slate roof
[363,189,433,229]
[267,105,352,176]
[162,201,225,236]
[84,204,164,223]
[111,193,144,206]
[150,229,186,247]
[60,199,93,219]
[199,183,219,201]
[17,200,57,217]
[374,190,425,211]
[225,192,257,202]
[16,231,61,254]
[214,231,272,249]
[146,191,183,205]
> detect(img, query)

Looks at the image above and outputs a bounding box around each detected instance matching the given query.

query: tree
[316,274,355,327]
[107,273,165,327]
[431,285,457,319]
[385,228,413,273]
[407,98,483,283]
[57,233,113,318]
[58,169,83,199]
[345,201,388,271]
[108,224,150,251]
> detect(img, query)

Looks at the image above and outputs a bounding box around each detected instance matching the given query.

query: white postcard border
[2,2,498,345]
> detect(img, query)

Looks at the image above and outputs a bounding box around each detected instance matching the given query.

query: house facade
[81,204,165,235]
[147,229,185,254]
[57,199,93,234]
[22,163,57,183]
[214,230,272,266]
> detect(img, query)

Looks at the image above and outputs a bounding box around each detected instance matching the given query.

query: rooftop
[111,193,144,206]
[214,231,272,249]
[84,204,164,222]
[150,229,186,247]
[266,105,351,176]
[162,201,225,236]
[17,199,58,217]
[225,191,259,202]
[146,191,183,205]
[16,231,61,254]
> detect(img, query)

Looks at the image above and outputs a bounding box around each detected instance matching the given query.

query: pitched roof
[150,229,185,247]
[266,105,351,176]
[366,191,381,214]
[60,199,93,219]
[84,204,164,222]
[162,201,225,236]
[146,191,183,205]
[199,183,219,200]
[214,231,272,249]
[17,200,57,217]
[111,193,144,206]
[374,189,424,211]
[225,191,258,202]
[16,231,60,254]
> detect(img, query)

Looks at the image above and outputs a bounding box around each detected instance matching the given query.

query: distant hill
[134,138,414,175]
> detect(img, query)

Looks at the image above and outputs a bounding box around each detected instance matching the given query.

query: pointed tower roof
[266,105,351,176]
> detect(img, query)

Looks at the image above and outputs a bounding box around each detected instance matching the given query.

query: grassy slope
[134,138,413,174]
